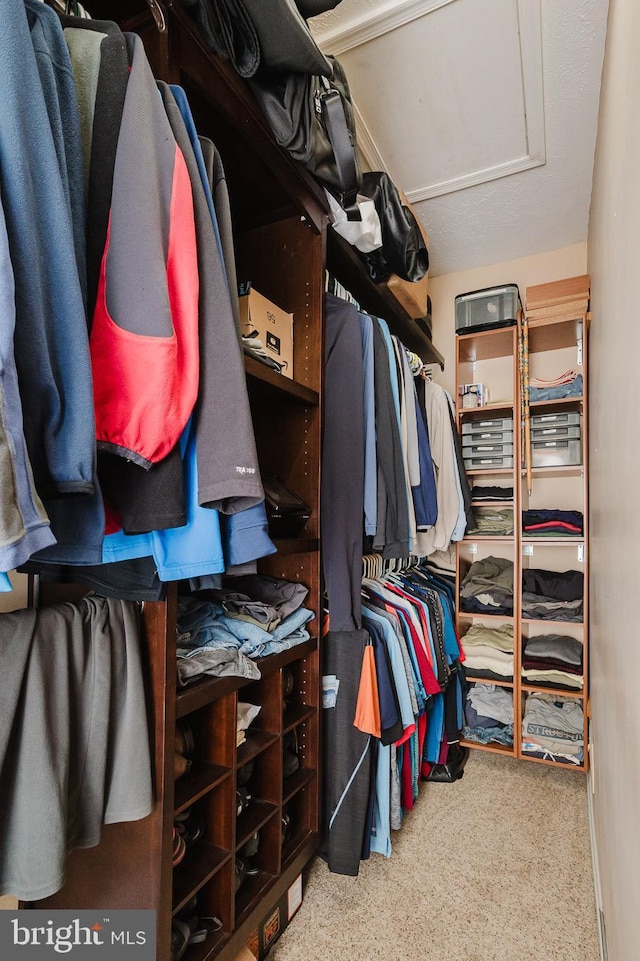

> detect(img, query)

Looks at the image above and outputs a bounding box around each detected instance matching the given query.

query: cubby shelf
[173,845,231,916]
[175,763,233,816]
[456,300,590,774]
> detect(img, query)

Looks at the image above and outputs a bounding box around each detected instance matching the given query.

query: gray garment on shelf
[220,574,308,621]
[0,595,153,901]
[524,634,583,665]
[522,693,584,756]
[177,646,261,683]
[467,683,514,725]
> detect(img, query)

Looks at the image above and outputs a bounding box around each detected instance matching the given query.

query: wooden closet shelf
[459,739,515,757]
[464,676,514,689]
[462,535,514,542]
[519,752,586,772]
[244,355,320,406]
[283,704,315,734]
[237,732,280,769]
[521,617,584,628]
[281,829,316,872]
[272,538,320,555]
[520,683,584,699]
[465,468,516,477]
[457,401,514,416]
[521,465,585,478]
[458,612,514,622]
[176,639,318,718]
[179,928,228,961]
[283,768,317,805]
[456,326,516,362]
[234,871,277,929]
[528,396,583,410]
[521,537,584,545]
[235,801,279,850]
[173,844,232,915]
[175,762,233,815]
[470,500,514,508]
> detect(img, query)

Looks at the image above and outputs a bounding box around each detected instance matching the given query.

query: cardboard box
[239,873,304,960]
[240,288,294,380]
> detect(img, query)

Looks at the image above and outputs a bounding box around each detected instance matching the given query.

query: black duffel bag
[359,171,429,283]
[249,57,362,217]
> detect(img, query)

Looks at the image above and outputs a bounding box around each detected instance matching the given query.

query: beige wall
[429,243,588,396]
[587,1,640,959]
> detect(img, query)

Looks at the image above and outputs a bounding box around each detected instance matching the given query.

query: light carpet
[270,753,599,961]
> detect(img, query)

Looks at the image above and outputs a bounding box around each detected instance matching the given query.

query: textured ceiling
[311,0,609,276]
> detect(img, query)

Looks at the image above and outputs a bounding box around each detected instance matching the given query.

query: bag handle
[321,88,362,221]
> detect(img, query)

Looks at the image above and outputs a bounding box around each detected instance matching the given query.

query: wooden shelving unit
[455,295,589,772]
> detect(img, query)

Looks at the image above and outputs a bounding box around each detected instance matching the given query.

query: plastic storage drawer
[530,425,581,442]
[464,442,514,458]
[531,438,581,468]
[462,430,514,446]
[530,411,580,429]
[462,417,514,434]
[463,454,514,471]
[455,284,521,333]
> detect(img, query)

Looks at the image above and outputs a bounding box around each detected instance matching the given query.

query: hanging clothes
[0,595,153,901]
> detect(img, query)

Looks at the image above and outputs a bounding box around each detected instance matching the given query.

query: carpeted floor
[270,753,600,961]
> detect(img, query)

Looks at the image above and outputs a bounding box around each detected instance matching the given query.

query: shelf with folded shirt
[517,293,589,771]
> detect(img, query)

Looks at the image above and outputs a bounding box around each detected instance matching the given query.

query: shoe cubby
[174,697,235,815]
[281,784,315,868]
[173,784,233,915]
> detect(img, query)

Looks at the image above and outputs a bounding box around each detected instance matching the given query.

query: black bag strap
[321,88,361,221]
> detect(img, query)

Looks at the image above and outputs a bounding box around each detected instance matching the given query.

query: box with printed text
[239,287,294,380]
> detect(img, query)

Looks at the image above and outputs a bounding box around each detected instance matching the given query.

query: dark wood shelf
[175,763,232,815]
[237,732,279,768]
[173,844,232,915]
[176,639,318,718]
[272,537,319,555]
[244,355,319,406]
[182,929,229,961]
[234,871,276,928]
[283,704,315,734]
[327,231,444,367]
[283,768,317,805]
[235,802,279,851]
[281,829,315,870]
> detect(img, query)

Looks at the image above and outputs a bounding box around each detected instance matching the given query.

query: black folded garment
[523,509,584,536]
[471,486,514,501]
[522,568,583,602]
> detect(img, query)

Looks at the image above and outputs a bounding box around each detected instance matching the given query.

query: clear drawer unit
[462,430,514,446]
[455,284,521,334]
[462,416,514,435]
[530,437,582,468]
[463,453,515,470]
[530,411,580,430]
[463,441,514,459]
[530,425,581,443]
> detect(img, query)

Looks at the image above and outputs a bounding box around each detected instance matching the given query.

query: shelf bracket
[523,544,534,556]
[578,544,585,563]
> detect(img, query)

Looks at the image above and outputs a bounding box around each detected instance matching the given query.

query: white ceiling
[311,0,609,276]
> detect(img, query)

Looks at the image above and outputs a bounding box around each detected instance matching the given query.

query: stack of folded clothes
[463,683,514,746]
[522,568,583,622]
[176,575,314,684]
[460,556,514,615]
[522,633,583,690]
[466,508,514,537]
[521,692,584,765]
[470,486,513,502]
[462,623,514,681]
[522,510,583,538]
[528,369,583,402]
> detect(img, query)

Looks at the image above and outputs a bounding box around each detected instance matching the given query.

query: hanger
[145,0,167,33]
